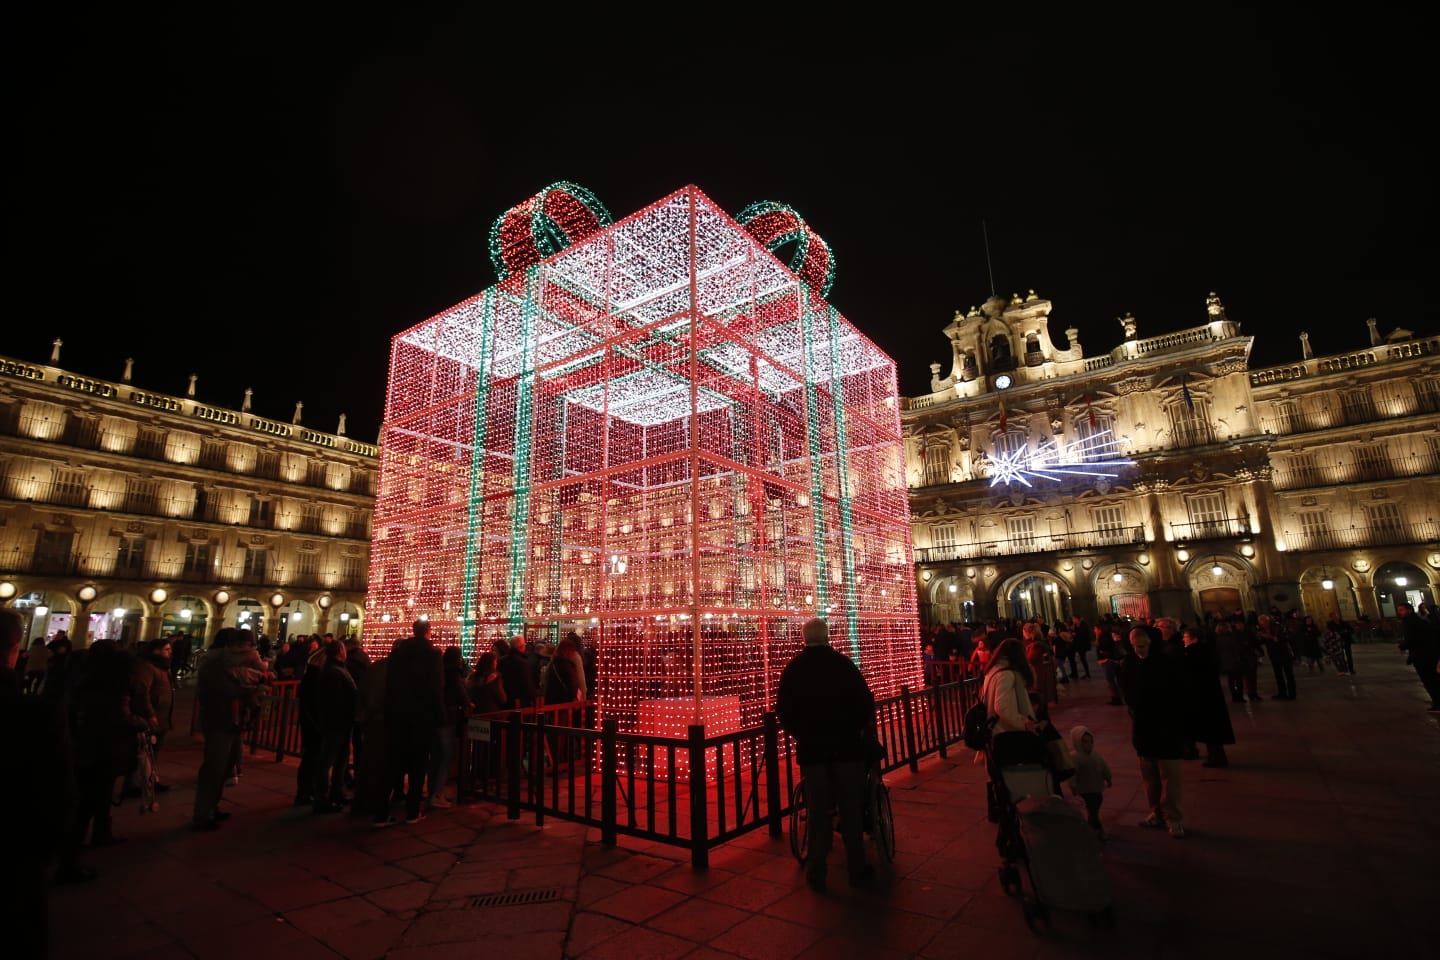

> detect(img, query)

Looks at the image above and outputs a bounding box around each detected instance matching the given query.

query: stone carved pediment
[1116,377,1150,396]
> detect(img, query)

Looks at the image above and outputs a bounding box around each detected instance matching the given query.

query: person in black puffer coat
[776,618,876,892]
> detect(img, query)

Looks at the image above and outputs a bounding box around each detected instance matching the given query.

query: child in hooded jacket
[1068,724,1113,838]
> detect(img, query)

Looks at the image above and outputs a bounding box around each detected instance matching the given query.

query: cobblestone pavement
[48,643,1440,959]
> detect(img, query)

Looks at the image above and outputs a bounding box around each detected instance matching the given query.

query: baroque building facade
[902,291,1440,628]
[0,345,378,647]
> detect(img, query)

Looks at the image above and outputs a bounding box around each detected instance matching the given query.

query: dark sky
[8,13,1434,443]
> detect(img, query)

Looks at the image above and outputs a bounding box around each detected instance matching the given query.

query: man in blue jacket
[776,618,876,892]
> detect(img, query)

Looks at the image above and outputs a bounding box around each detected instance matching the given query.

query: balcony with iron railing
[0,478,370,541]
[1272,450,1440,490]
[1280,519,1440,553]
[1258,393,1440,436]
[914,524,1146,564]
[1169,518,1252,543]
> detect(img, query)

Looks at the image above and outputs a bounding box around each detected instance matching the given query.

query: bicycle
[788,753,895,865]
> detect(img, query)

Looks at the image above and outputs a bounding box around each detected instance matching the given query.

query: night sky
[9,13,1434,444]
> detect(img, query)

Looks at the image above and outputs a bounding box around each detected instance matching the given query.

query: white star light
[988,430,1135,487]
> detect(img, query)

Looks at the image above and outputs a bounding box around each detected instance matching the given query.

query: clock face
[994,374,1012,389]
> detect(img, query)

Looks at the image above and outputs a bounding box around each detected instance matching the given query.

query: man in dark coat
[1180,625,1235,767]
[311,639,357,812]
[1396,602,1440,713]
[1,608,83,958]
[191,628,246,830]
[1121,627,1188,838]
[383,619,444,824]
[498,634,536,709]
[776,617,877,892]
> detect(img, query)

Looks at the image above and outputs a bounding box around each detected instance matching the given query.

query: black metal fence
[224,672,984,870]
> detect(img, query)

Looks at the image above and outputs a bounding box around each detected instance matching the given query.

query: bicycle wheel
[872,778,895,862]
[788,781,809,863]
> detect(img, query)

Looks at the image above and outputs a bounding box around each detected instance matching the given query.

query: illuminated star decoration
[988,430,1135,487]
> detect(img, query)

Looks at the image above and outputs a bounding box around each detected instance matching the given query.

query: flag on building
[998,398,1007,432]
[1181,374,1195,412]
[1085,393,1098,429]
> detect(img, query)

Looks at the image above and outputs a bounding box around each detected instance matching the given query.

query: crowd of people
[967,602,1440,843]
[190,621,598,830]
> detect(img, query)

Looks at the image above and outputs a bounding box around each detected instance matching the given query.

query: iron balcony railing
[0,477,369,541]
[914,525,1145,564]
[1280,519,1440,552]
[1271,450,1440,490]
[1169,517,1252,542]
[1258,392,1440,436]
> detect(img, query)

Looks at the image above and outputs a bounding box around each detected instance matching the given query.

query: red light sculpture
[365,184,920,739]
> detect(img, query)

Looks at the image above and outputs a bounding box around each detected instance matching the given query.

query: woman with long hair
[983,637,1039,735]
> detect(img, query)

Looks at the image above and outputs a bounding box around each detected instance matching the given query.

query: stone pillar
[1354,584,1380,622]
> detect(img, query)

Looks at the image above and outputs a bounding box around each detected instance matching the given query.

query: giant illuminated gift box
[364,184,921,741]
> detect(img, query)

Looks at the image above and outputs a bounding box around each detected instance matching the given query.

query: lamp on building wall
[1176,545,1191,562]
[1395,576,1408,587]
[0,581,15,600]
[150,587,167,604]
[1211,556,1224,576]
[77,585,97,603]
[1321,569,1335,591]
[1111,566,1123,583]
[948,583,958,593]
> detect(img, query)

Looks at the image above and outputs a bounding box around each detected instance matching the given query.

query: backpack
[963,699,993,750]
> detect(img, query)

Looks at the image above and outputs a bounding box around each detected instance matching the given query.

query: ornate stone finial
[953,309,965,323]
[1366,317,1381,346]
[122,358,134,382]
[50,339,62,363]
[1026,289,1038,302]
[1010,292,1023,306]
[1206,291,1227,319]
[1299,332,1313,360]
[187,374,197,397]
[337,413,347,436]
[242,388,253,412]
[292,401,304,425]
[1119,313,1138,339]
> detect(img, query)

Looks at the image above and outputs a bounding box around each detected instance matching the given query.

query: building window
[1418,378,1440,412]
[1006,515,1037,548]
[249,497,275,526]
[53,468,87,507]
[116,536,145,571]
[923,443,950,486]
[183,541,211,575]
[1301,509,1330,546]
[342,555,364,585]
[1075,410,1116,461]
[125,477,159,514]
[296,552,318,578]
[1286,452,1321,488]
[932,524,958,553]
[1366,502,1404,537]
[994,430,1028,460]
[1185,493,1228,538]
[1168,398,1214,447]
[1340,388,1377,423]
[1271,401,1298,434]
[1298,510,1331,540]
[243,548,267,579]
[1092,505,1129,543]
[1352,444,1388,482]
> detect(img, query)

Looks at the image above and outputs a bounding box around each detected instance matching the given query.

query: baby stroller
[986,729,1114,933]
